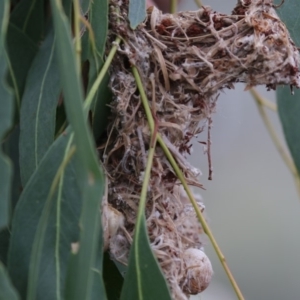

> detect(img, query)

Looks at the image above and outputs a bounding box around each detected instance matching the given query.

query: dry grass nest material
[101,0,300,299]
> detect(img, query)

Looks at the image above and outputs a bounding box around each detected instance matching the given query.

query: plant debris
[101,0,300,298]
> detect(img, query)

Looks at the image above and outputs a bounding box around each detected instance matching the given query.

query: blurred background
[171,1,300,299]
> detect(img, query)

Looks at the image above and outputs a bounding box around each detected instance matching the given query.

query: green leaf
[80,0,92,15]
[0,262,19,300]
[1,126,21,267]
[50,0,106,299]
[3,126,22,211]
[0,229,10,265]
[89,0,108,56]
[19,28,60,185]
[91,74,112,141]
[103,252,124,300]
[6,0,45,112]
[0,0,14,230]
[276,0,300,46]
[6,24,38,110]
[10,0,45,44]
[120,217,172,300]
[276,0,300,175]
[129,0,146,29]
[8,131,82,299]
[84,0,111,141]
[277,87,300,175]
[61,0,73,20]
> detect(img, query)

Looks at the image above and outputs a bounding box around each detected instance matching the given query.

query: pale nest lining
[101,0,300,299]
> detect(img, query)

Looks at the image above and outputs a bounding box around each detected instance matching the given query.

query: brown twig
[207,116,213,180]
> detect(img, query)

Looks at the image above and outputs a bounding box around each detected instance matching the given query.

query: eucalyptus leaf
[129,0,146,29]
[103,252,124,300]
[0,0,14,230]
[8,132,82,300]
[19,28,60,186]
[89,0,108,56]
[6,0,45,112]
[0,229,10,266]
[86,0,111,141]
[276,0,300,47]
[80,0,92,15]
[50,1,106,299]
[3,126,21,211]
[6,24,38,110]
[277,87,300,175]
[276,0,300,176]
[62,0,73,19]
[92,74,112,141]
[0,262,19,300]
[10,0,45,44]
[120,217,172,300]
[1,127,21,267]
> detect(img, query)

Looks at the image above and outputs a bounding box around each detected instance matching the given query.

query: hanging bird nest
[101,0,300,299]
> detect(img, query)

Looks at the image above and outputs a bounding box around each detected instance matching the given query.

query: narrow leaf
[19,28,60,185]
[91,74,112,141]
[276,0,300,47]
[0,0,14,229]
[129,0,146,29]
[0,263,19,300]
[103,252,124,300]
[50,0,106,299]
[60,0,72,20]
[89,0,108,56]
[80,0,92,15]
[1,127,21,267]
[85,0,111,140]
[276,0,300,175]
[8,132,82,299]
[6,24,38,109]
[10,0,45,44]
[120,217,172,300]
[0,229,10,265]
[3,126,22,211]
[6,0,45,112]
[277,87,300,175]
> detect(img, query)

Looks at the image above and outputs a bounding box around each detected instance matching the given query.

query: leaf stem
[194,0,203,7]
[132,66,245,300]
[79,15,96,53]
[250,88,300,199]
[249,89,277,111]
[131,64,163,299]
[170,0,178,13]
[84,36,121,109]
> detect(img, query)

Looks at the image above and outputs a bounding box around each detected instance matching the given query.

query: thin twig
[207,116,213,180]
[132,66,245,300]
[250,88,300,199]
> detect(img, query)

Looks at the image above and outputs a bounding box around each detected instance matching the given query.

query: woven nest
[101,0,300,299]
